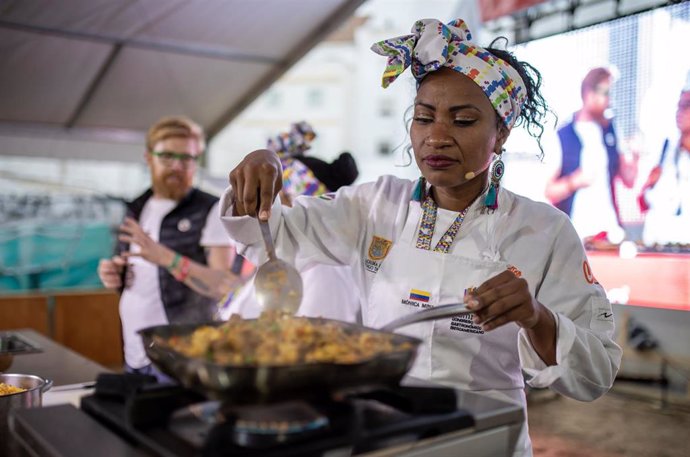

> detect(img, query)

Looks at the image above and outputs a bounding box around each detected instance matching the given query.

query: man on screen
[545,67,637,243]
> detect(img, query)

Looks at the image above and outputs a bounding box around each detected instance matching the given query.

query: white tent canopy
[0,0,366,162]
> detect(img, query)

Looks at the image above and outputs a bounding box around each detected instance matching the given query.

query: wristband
[175,256,191,282]
[168,253,182,272]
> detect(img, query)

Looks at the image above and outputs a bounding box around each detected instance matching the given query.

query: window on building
[307,88,323,108]
[265,90,282,107]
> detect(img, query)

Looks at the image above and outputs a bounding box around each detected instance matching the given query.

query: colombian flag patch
[409,289,431,303]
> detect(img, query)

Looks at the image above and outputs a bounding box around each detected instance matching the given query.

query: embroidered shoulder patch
[368,236,392,261]
[583,260,599,285]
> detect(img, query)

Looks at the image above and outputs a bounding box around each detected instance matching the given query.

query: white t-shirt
[120,197,229,368]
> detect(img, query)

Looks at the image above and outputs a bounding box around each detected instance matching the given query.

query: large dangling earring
[484,152,505,211]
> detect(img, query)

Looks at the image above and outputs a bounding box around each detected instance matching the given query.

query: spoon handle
[380,303,473,332]
[259,219,277,261]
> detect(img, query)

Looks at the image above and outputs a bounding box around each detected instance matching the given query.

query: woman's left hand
[466,269,543,332]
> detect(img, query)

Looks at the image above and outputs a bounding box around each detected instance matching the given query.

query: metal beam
[206,0,369,138]
[66,44,122,128]
[0,121,144,143]
[0,19,281,64]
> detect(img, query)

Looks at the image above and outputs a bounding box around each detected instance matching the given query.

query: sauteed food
[160,311,414,366]
[0,382,26,396]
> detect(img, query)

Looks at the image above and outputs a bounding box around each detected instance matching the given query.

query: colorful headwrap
[281,156,328,199]
[267,121,317,157]
[290,121,316,141]
[371,18,527,129]
[268,122,357,199]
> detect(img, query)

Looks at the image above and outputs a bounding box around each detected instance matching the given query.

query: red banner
[479,0,546,21]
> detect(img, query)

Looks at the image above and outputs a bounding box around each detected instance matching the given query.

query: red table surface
[586,251,690,311]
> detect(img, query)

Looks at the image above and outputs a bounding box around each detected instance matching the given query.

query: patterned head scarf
[371,18,526,129]
[267,121,317,157]
[290,121,316,143]
[280,156,328,199]
[281,152,359,200]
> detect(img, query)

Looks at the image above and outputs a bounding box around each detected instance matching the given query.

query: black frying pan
[139,318,421,404]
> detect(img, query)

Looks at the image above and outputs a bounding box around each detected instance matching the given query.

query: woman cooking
[220,18,621,457]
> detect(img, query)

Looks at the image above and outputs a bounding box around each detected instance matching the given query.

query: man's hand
[118,217,173,266]
[568,167,594,192]
[228,149,283,220]
[643,165,662,189]
[97,255,127,289]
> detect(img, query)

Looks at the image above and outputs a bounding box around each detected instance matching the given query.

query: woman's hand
[228,149,283,220]
[118,217,172,266]
[466,270,546,331]
[466,269,557,365]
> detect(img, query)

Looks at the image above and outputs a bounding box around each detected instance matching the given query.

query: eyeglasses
[593,87,610,97]
[150,151,200,167]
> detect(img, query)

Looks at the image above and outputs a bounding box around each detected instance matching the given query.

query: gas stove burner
[226,400,330,448]
[71,378,494,457]
[169,401,225,448]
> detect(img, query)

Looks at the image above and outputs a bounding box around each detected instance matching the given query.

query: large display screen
[500,3,690,310]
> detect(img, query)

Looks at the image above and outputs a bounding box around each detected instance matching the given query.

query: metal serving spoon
[380,303,474,332]
[253,219,303,314]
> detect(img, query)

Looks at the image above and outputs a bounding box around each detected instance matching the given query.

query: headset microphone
[465,162,493,180]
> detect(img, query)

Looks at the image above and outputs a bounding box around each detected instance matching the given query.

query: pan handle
[380,303,473,332]
[41,378,54,393]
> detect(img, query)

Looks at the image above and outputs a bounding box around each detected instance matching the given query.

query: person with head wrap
[222,147,361,322]
[266,120,317,158]
[289,120,317,153]
[221,18,621,456]
[640,71,690,245]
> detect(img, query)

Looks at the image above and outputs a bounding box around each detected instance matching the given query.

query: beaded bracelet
[167,253,182,272]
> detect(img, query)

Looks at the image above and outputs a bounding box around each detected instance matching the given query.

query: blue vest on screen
[117,188,218,323]
[555,119,620,217]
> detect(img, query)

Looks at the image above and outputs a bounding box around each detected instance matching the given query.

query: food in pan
[0,382,26,395]
[159,311,414,366]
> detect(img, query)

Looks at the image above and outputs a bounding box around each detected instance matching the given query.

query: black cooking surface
[79,374,474,457]
[0,332,42,355]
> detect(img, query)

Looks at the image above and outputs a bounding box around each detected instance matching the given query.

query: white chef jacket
[220,176,622,457]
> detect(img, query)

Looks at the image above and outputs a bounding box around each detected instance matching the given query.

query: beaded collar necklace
[413,178,482,254]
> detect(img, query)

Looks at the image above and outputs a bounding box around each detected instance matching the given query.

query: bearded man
[97,116,238,378]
